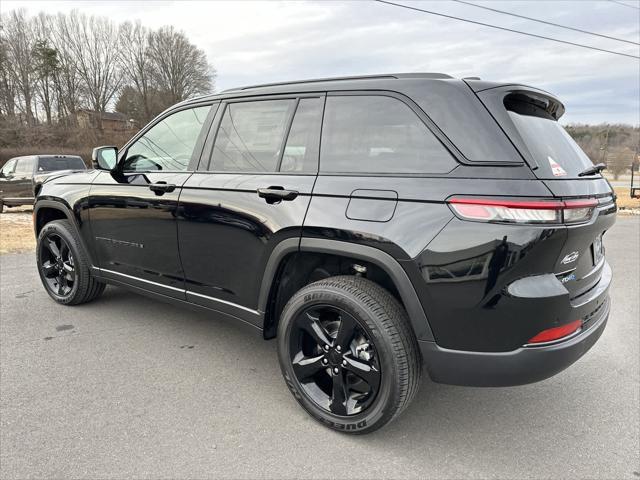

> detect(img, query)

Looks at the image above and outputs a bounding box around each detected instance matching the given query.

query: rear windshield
[502,92,594,179]
[37,157,86,172]
[508,112,595,178]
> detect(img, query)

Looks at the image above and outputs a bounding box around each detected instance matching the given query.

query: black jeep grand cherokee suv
[34,73,615,433]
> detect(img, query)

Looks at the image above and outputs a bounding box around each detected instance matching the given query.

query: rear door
[88,103,216,296]
[177,94,324,324]
[476,87,617,298]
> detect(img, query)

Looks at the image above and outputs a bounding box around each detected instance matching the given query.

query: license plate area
[592,234,604,265]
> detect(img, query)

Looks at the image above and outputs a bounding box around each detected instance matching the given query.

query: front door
[0,158,19,202]
[88,103,216,297]
[178,95,324,324]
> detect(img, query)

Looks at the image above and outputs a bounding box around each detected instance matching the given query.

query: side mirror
[92,146,118,171]
[0,171,5,179]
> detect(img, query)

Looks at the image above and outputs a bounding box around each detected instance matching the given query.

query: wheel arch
[34,200,97,267]
[259,238,434,342]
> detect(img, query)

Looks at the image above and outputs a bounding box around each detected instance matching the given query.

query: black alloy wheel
[36,219,106,305]
[39,232,76,298]
[278,276,422,434]
[289,305,381,416]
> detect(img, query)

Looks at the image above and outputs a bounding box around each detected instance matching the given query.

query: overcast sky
[3,0,640,125]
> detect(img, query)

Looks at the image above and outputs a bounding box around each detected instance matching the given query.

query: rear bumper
[420,263,611,387]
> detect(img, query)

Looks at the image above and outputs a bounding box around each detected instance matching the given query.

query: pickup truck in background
[0,155,87,212]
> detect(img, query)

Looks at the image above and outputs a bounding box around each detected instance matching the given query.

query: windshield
[508,112,595,179]
[37,157,86,172]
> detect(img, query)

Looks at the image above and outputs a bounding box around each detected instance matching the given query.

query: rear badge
[548,156,567,177]
[561,273,576,284]
[561,251,579,264]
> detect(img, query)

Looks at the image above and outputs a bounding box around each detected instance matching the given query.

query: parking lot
[0,217,638,479]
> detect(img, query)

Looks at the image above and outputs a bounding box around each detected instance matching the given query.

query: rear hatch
[473,84,617,299]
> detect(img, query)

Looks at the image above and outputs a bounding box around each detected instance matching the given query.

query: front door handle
[149,182,176,196]
[257,186,299,204]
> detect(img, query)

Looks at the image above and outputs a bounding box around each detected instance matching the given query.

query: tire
[277,275,422,434]
[36,219,105,305]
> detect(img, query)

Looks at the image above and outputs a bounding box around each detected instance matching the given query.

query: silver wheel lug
[323,345,330,352]
[342,360,347,367]
[336,345,341,352]
[333,367,339,374]
[322,358,328,365]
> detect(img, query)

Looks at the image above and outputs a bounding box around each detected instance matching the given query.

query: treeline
[0,9,216,128]
[566,124,639,178]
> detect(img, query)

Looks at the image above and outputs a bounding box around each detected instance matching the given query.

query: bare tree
[118,21,153,121]
[31,13,59,124]
[50,13,83,124]
[2,10,37,125]
[0,25,17,120]
[147,26,214,103]
[65,11,122,119]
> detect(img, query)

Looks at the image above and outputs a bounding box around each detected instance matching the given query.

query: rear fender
[258,237,434,341]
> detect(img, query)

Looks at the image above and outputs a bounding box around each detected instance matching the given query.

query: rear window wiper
[578,163,606,177]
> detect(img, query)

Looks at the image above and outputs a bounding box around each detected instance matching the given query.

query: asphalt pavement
[1,217,638,479]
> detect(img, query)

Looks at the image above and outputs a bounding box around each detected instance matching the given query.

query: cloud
[3,0,639,124]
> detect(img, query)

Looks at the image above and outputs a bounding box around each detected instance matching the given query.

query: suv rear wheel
[277,276,422,434]
[36,220,105,305]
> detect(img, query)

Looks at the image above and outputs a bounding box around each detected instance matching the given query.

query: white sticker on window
[548,156,567,177]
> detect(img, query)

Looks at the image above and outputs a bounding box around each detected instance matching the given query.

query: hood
[34,169,90,184]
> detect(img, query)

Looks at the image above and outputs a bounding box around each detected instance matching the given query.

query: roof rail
[222,72,453,93]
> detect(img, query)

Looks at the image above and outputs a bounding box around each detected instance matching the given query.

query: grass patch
[0,208,35,254]
[614,187,640,212]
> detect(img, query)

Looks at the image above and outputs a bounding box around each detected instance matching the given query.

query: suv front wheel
[36,220,105,305]
[277,276,422,434]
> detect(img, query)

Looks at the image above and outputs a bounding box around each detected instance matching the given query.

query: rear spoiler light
[448,197,597,224]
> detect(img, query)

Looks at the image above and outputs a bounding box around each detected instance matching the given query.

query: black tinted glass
[37,157,85,172]
[321,96,456,174]
[507,112,595,179]
[210,100,294,172]
[281,98,323,173]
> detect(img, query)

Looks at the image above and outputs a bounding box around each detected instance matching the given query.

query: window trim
[197,93,326,175]
[117,101,219,174]
[319,90,462,176]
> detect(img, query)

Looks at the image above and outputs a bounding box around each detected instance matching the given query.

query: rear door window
[210,99,295,172]
[15,157,35,175]
[320,95,457,174]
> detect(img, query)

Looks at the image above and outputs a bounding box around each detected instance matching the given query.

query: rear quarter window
[320,95,457,174]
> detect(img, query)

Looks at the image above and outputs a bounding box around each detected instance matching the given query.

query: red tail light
[527,319,582,344]
[448,197,597,224]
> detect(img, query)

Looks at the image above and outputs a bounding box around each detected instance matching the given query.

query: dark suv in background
[33,73,615,433]
[0,155,86,212]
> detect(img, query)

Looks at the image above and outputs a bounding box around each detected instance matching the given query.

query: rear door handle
[149,182,176,195]
[257,186,299,204]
